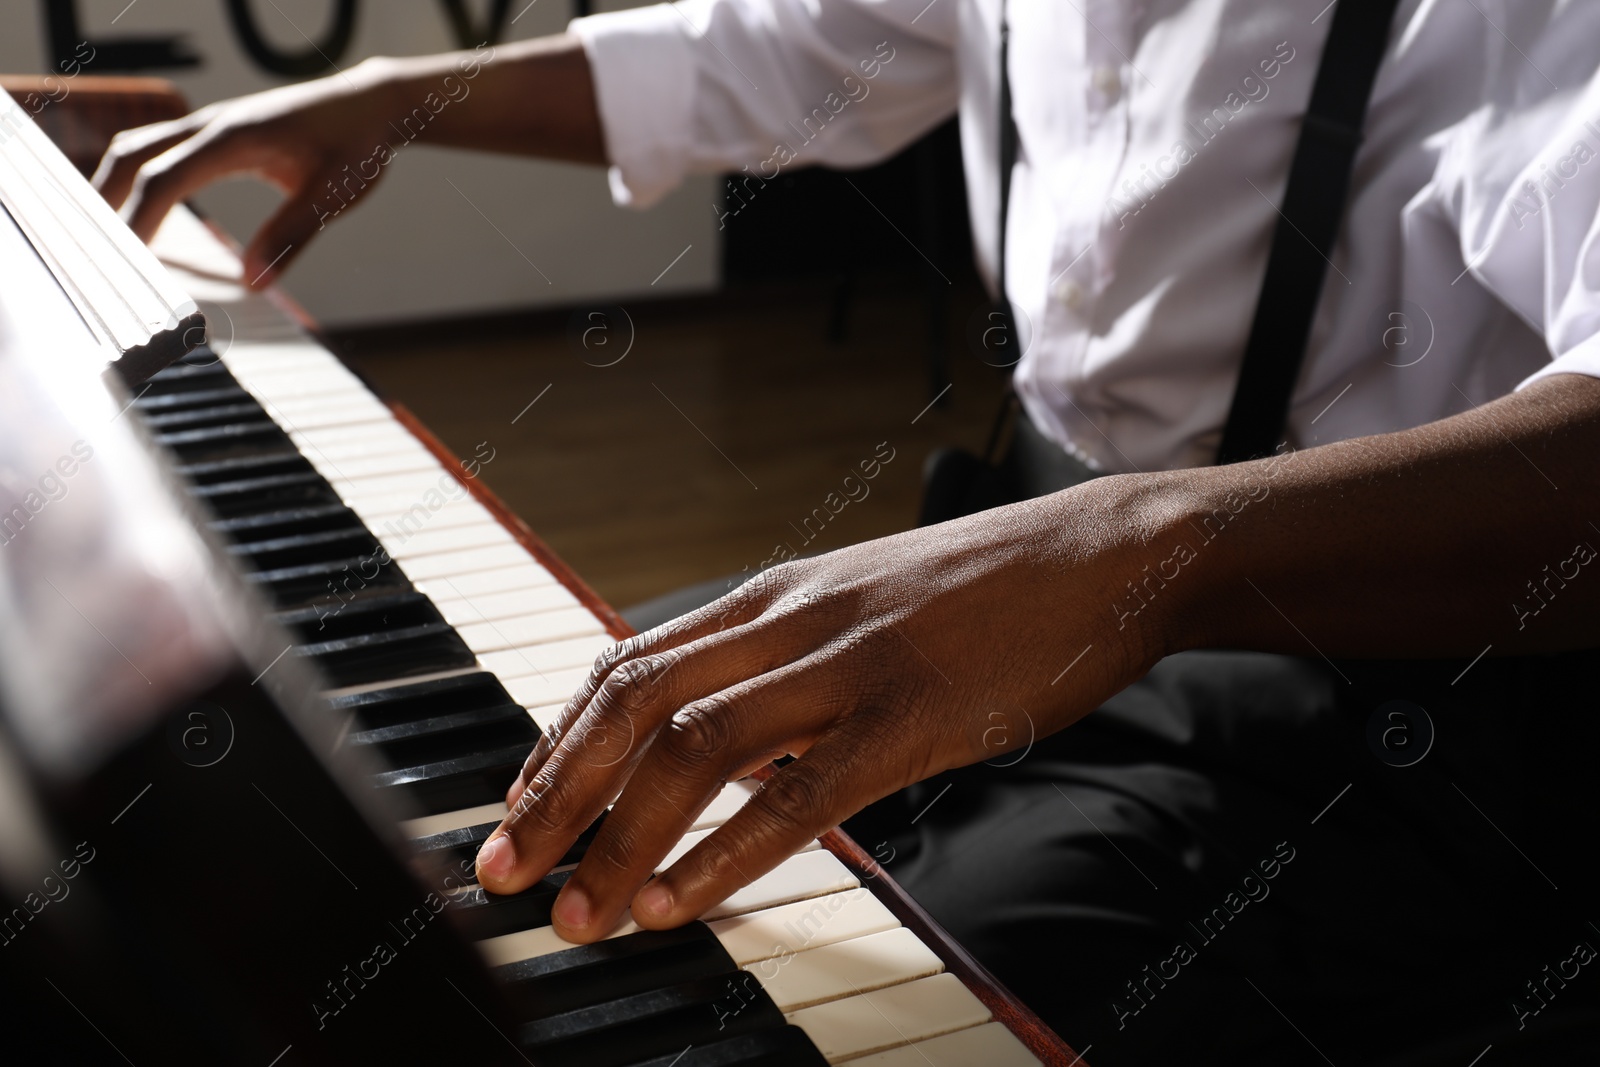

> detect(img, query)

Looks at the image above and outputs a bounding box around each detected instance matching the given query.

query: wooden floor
[334,275,1010,612]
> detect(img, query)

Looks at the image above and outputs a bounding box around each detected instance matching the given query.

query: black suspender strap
[1214,0,1402,463]
[994,0,1401,467]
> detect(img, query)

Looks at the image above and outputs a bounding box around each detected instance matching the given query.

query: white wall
[2,0,720,327]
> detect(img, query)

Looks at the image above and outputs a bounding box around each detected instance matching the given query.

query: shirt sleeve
[1434,54,1600,392]
[568,0,958,209]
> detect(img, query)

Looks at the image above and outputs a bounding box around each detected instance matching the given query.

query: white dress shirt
[572,0,1600,473]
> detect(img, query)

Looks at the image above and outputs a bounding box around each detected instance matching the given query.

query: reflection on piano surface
[0,81,1081,1066]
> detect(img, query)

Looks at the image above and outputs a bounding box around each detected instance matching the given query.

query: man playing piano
[95,2,1600,1063]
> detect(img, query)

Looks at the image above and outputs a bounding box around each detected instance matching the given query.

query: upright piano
[0,78,1082,1067]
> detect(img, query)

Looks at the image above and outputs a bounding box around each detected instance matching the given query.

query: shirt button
[1092,65,1122,103]
[1052,278,1086,312]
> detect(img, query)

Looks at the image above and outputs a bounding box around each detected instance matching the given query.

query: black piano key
[347,701,536,767]
[515,971,786,1067]
[157,420,293,465]
[140,400,267,431]
[447,874,567,940]
[414,814,602,883]
[178,451,316,485]
[372,741,534,813]
[141,358,235,392]
[327,672,521,729]
[185,468,339,516]
[134,385,256,412]
[247,551,411,609]
[228,526,385,573]
[492,923,737,1021]
[209,503,361,540]
[290,620,476,687]
[627,1028,829,1067]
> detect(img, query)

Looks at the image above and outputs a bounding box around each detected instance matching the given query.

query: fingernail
[554,884,591,930]
[635,881,673,920]
[476,834,514,883]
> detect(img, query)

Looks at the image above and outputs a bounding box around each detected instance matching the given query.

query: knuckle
[755,768,831,834]
[659,702,732,767]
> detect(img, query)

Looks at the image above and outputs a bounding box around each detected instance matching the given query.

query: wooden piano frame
[2,73,1084,1067]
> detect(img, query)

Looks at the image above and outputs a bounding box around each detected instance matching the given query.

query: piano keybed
[134,207,1050,1066]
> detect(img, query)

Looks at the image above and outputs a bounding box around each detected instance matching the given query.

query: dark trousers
[629,410,1600,1062]
[845,647,1600,1065]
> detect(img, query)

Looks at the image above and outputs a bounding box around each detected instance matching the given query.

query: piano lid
[0,194,234,780]
[0,92,201,385]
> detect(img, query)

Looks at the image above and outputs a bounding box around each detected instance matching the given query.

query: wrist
[1072,465,1250,663]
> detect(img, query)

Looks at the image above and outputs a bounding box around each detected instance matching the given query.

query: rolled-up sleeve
[570,0,958,209]
[1436,57,1600,392]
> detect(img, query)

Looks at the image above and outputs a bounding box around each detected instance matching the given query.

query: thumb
[242,180,338,289]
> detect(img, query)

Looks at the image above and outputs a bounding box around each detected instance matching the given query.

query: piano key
[626,1028,827,1067]
[400,543,532,580]
[703,851,858,922]
[347,701,536,768]
[493,923,737,1022]
[402,800,507,838]
[753,928,943,1012]
[473,634,612,678]
[707,889,899,966]
[375,522,518,559]
[412,561,560,599]
[505,667,594,707]
[840,1022,1042,1067]
[514,970,786,1067]
[373,740,535,814]
[661,826,821,871]
[414,814,602,884]
[480,856,864,969]
[426,583,583,625]
[784,973,991,1063]
[454,609,607,652]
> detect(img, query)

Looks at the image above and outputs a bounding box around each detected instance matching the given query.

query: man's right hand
[92,59,403,288]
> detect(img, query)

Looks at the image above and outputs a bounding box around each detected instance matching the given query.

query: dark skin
[95,33,1600,944]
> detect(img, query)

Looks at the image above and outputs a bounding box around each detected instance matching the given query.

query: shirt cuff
[570,4,700,210]
[1516,331,1600,392]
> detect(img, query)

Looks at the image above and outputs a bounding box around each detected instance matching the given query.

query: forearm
[365,34,605,165]
[1096,374,1600,661]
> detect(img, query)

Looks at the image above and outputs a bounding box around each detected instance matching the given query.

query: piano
[0,77,1083,1067]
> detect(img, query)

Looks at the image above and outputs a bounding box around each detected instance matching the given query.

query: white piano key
[378,522,517,560]
[350,495,488,527]
[660,826,820,871]
[401,543,533,580]
[412,562,558,599]
[841,1022,1043,1067]
[699,779,758,829]
[472,634,611,677]
[401,800,507,839]
[708,888,899,965]
[331,469,474,501]
[526,703,567,733]
[428,584,584,625]
[288,421,426,451]
[305,446,440,480]
[786,973,991,1063]
[455,609,606,653]
[754,927,943,1012]
[259,396,392,431]
[479,881,897,972]
[703,849,858,922]
[504,667,594,708]
[479,918,642,968]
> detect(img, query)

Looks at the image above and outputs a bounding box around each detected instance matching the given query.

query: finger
[549,662,835,941]
[503,579,788,807]
[632,717,894,929]
[480,620,801,897]
[239,179,337,288]
[91,113,207,208]
[123,124,296,243]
